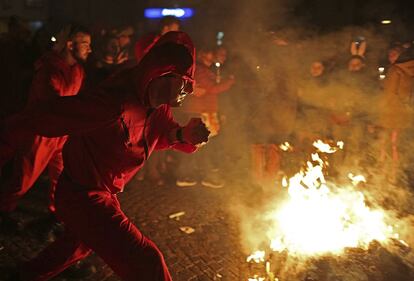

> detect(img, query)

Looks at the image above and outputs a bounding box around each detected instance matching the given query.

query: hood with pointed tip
[132,31,195,106]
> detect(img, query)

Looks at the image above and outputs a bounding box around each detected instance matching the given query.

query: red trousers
[0,136,65,213]
[20,174,172,281]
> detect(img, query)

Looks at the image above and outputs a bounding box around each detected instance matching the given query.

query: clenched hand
[182,118,210,145]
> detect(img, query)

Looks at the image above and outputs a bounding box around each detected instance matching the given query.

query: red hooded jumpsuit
[0,52,84,213]
[2,32,196,281]
[134,32,161,62]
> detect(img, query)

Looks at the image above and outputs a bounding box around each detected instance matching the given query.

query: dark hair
[160,16,180,28]
[396,46,414,63]
[68,24,91,40]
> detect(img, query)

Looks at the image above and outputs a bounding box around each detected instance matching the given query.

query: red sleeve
[29,65,62,102]
[2,91,122,147]
[134,34,159,62]
[154,106,197,153]
[29,63,84,102]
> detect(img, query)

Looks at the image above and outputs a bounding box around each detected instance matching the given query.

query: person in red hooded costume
[2,31,209,281]
[0,25,91,223]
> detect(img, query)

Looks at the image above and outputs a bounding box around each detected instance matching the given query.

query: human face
[348,58,364,72]
[388,49,401,64]
[310,61,324,77]
[71,32,92,62]
[148,73,192,108]
[118,35,131,48]
[166,23,180,33]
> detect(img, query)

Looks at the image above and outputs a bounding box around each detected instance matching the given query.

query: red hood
[131,31,195,106]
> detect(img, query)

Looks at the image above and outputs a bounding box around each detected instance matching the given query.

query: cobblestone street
[2,167,414,281]
[0,175,251,281]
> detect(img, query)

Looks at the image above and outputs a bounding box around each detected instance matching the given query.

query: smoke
[172,1,414,279]
[181,0,414,279]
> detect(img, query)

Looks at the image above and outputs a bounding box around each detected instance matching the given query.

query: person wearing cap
[2,31,209,281]
[0,25,92,228]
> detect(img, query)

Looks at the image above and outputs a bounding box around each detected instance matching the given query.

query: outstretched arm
[1,91,122,148]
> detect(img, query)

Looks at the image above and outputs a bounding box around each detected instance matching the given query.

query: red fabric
[134,32,160,62]
[20,176,171,281]
[13,31,196,281]
[2,32,196,194]
[0,136,65,212]
[29,52,84,103]
[0,52,84,212]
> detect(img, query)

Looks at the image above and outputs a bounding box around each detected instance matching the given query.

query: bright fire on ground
[247,140,407,281]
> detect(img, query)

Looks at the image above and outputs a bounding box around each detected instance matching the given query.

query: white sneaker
[201,179,224,189]
[176,178,197,187]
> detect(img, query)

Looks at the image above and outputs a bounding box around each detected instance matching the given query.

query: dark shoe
[61,260,97,279]
[0,212,24,234]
